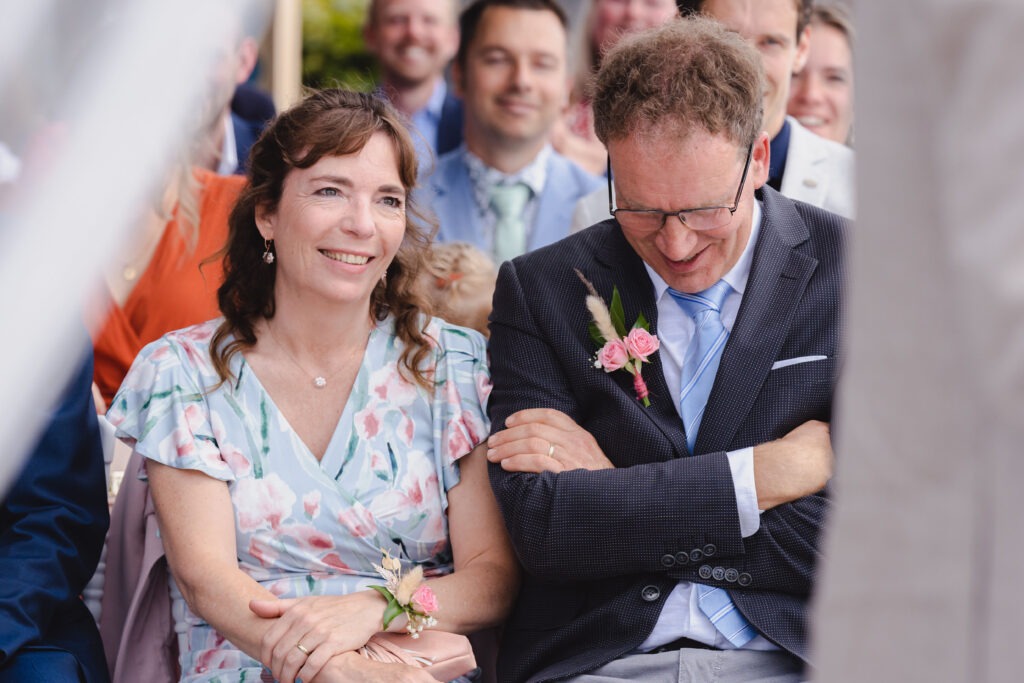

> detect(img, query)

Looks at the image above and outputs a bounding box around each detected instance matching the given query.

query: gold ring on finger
[547,442,555,458]
[296,642,311,656]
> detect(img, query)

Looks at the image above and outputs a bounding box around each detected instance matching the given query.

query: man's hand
[753,420,834,510]
[486,408,614,473]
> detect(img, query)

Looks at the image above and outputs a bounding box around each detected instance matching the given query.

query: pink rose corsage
[370,549,439,638]
[576,269,661,407]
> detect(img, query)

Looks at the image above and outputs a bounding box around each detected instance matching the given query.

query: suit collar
[530,153,597,249]
[591,191,814,456]
[463,144,551,203]
[587,224,689,458]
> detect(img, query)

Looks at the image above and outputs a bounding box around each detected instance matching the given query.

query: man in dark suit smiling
[486,16,842,683]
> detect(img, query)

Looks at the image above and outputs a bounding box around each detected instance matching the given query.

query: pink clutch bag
[357,631,477,681]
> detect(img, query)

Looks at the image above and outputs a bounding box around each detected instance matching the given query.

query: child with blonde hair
[420,242,497,338]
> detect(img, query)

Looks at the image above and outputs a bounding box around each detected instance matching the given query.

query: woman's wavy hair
[210,88,436,388]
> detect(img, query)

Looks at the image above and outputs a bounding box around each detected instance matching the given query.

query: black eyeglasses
[607,143,754,233]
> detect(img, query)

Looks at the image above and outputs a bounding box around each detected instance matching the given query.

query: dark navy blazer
[231,111,267,176]
[435,92,464,158]
[0,354,110,682]
[487,187,844,683]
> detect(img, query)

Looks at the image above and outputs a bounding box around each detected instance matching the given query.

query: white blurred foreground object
[812,2,1024,681]
[0,0,269,496]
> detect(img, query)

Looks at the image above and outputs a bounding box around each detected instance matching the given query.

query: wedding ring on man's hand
[296,643,311,656]
[547,443,555,458]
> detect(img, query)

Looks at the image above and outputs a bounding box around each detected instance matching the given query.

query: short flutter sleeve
[429,320,491,499]
[107,322,235,481]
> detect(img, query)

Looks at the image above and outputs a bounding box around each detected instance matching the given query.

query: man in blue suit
[420,0,602,264]
[0,352,110,682]
[486,17,838,682]
[365,0,464,170]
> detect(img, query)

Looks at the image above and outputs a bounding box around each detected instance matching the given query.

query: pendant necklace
[266,322,355,389]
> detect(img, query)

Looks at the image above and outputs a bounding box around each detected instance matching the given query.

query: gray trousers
[563,649,804,683]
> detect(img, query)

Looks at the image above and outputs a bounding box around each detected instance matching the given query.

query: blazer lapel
[436,94,464,157]
[429,158,480,246]
[530,155,575,251]
[593,226,687,460]
[696,190,819,453]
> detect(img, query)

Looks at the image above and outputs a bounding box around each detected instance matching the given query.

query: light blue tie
[696,584,757,647]
[668,279,733,454]
[489,182,531,263]
[669,280,757,648]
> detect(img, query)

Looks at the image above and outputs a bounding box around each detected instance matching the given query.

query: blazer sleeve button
[712,566,726,581]
[737,572,753,587]
[674,551,690,565]
[698,564,713,580]
[689,549,704,562]
[641,585,661,602]
[724,568,739,583]
[702,543,717,557]
[660,553,676,568]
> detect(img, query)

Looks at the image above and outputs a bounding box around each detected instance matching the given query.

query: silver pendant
[313,376,327,388]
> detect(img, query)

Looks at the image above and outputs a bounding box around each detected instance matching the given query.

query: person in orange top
[91,7,261,408]
[92,167,245,408]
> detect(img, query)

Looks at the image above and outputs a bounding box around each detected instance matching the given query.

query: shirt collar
[463,144,551,212]
[644,199,763,302]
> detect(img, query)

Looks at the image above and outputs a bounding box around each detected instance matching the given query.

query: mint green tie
[489,182,531,263]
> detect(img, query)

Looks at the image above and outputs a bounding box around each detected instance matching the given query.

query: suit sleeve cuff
[727,446,760,538]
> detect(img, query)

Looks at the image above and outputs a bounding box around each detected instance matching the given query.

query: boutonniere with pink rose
[575,269,660,407]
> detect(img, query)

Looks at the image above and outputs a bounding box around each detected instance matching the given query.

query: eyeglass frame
[606,143,755,232]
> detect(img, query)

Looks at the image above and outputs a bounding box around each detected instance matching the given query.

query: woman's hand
[309,652,435,683]
[249,590,390,683]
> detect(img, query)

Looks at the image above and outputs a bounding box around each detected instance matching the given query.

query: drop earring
[262,239,275,264]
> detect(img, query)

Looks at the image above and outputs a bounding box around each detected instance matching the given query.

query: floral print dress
[108,316,490,682]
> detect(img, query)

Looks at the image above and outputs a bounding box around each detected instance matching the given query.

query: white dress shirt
[637,200,778,652]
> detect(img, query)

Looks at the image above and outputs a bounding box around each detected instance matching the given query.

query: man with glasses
[485,17,842,683]
[572,0,855,231]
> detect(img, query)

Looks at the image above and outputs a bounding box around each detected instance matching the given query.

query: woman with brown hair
[107,89,517,683]
[787,2,855,146]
